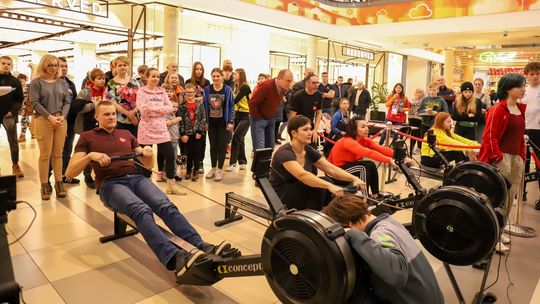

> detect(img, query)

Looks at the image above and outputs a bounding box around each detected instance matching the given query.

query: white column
[162,6,181,71]
[306,36,317,72]
[73,42,97,87]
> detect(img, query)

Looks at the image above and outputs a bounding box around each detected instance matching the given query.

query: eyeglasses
[48,64,59,68]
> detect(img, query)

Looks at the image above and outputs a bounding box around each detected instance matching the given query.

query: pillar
[443,49,455,89]
[306,36,317,73]
[73,42,97,88]
[162,6,181,71]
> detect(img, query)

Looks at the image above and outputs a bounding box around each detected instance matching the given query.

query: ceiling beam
[0,27,88,49]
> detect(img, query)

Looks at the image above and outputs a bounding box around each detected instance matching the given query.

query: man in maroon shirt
[65,101,233,278]
[249,69,293,149]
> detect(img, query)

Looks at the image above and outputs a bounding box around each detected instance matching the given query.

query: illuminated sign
[342,46,375,61]
[479,52,517,64]
[16,0,108,17]
[487,68,524,76]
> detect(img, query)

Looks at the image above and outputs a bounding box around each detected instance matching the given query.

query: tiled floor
[1,131,539,304]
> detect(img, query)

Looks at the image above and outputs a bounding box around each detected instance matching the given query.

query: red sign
[487,68,524,76]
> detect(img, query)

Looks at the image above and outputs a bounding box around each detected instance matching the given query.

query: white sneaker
[496,241,510,253]
[206,168,216,179]
[239,164,246,170]
[214,170,223,181]
[224,164,236,172]
[500,234,511,244]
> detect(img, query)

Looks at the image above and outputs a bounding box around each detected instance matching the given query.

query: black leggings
[408,118,422,153]
[275,176,334,211]
[341,160,379,195]
[525,129,540,189]
[208,123,228,169]
[185,135,204,174]
[421,151,466,168]
[141,142,175,179]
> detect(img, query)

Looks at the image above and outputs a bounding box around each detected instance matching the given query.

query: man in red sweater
[249,69,293,149]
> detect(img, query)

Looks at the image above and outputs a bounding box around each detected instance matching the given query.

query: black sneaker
[535,199,540,211]
[174,249,205,277]
[174,175,182,182]
[199,241,232,256]
[63,176,80,184]
[84,176,96,189]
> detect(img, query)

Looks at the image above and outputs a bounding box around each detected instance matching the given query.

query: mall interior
[0,0,540,303]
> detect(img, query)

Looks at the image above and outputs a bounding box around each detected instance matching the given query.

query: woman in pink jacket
[137,68,185,195]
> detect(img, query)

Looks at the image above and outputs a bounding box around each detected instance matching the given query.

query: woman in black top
[452,82,483,140]
[269,115,365,211]
[226,68,252,171]
[203,68,234,182]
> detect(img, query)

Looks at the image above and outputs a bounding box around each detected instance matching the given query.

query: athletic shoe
[199,241,232,256]
[214,170,223,181]
[84,176,96,189]
[206,168,216,179]
[174,249,205,277]
[500,234,511,244]
[239,164,246,170]
[224,164,236,172]
[12,165,24,178]
[495,241,509,253]
[63,176,80,184]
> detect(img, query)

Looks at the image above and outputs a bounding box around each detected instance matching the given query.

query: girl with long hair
[421,112,478,168]
[226,68,252,171]
[451,82,483,140]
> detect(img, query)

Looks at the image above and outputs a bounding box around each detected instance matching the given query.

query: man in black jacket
[436,76,456,112]
[348,81,372,119]
[0,56,24,177]
[57,57,79,183]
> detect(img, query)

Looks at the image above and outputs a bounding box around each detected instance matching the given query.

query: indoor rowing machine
[97,153,241,257]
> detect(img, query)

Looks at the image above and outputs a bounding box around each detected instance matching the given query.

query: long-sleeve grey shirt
[29,78,71,118]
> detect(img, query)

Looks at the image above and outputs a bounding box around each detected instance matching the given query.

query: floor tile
[135,288,194,304]
[52,258,172,304]
[12,253,49,290]
[22,283,65,304]
[29,235,131,281]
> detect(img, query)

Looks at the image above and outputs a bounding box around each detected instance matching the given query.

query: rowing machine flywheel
[261,210,356,304]
[444,161,508,208]
[413,185,499,266]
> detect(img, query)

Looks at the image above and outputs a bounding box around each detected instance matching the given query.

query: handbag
[457,121,478,128]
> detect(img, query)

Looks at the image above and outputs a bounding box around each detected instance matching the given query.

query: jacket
[179,101,206,136]
[421,128,478,157]
[203,84,235,125]
[345,214,444,304]
[136,86,174,144]
[249,78,286,120]
[0,72,24,119]
[348,88,372,115]
[479,100,527,163]
[328,136,394,166]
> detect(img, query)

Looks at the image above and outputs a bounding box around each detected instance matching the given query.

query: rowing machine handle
[110,153,144,161]
[343,183,359,194]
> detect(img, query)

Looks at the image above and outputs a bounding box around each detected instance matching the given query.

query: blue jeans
[99,174,203,266]
[250,117,275,150]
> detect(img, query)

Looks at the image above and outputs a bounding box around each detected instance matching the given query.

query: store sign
[342,46,375,61]
[487,68,524,75]
[16,0,108,17]
[479,52,517,64]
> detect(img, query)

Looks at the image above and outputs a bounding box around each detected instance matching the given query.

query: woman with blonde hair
[107,56,140,137]
[29,54,71,200]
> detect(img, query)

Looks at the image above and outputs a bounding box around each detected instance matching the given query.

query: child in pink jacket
[136,68,185,195]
